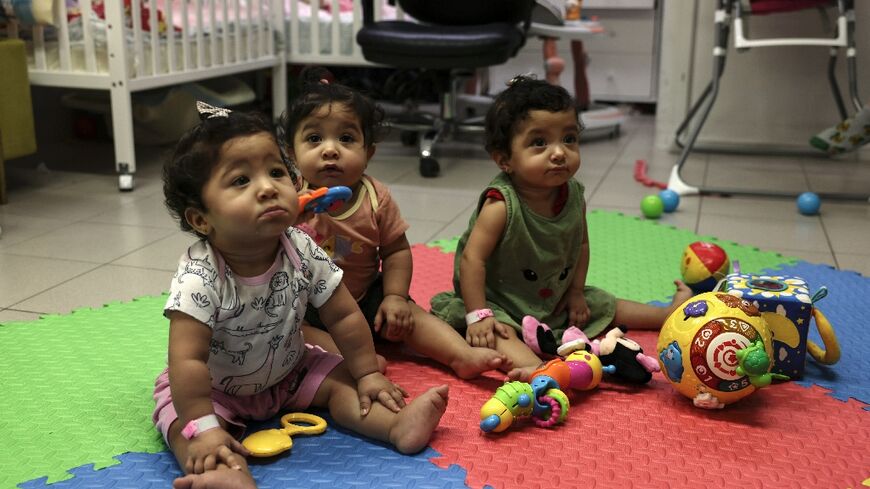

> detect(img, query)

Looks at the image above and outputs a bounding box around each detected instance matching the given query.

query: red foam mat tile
[406,245,870,488]
[383,349,869,489]
[409,244,456,310]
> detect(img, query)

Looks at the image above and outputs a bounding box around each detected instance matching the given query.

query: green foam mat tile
[584,210,798,303]
[426,236,460,254]
[426,210,798,305]
[0,295,170,487]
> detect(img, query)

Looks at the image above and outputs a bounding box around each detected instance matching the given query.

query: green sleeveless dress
[430,172,616,342]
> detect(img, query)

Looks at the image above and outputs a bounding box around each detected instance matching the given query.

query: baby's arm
[375,234,413,340]
[318,283,408,415]
[167,312,249,474]
[555,202,591,326]
[460,199,511,349]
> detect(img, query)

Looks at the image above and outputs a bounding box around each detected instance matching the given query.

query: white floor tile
[85,193,179,229]
[0,221,175,263]
[389,185,479,222]
[111,231,201,271]
[817,202,870,254]
[11,264,171,314]
[697,213,831,253]
[0,254,97,308]
[700,194,805,219]
[774,248,837,267]
[0,188,120,222]
[405,218,449,245]
[0,309,43,322]
[0,214,68,249]
[834,253,870,276]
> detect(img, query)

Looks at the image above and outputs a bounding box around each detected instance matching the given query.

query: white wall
[655,1,870,154]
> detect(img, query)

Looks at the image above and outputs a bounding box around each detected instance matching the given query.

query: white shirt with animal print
[164,227,343,396]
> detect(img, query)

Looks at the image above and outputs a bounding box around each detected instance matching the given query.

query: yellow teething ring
[807,308,840,365]
[280,412,328,434]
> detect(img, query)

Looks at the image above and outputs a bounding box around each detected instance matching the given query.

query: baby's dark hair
[282,67,385,148]
[484,75,581,156]
[163,108,294,237]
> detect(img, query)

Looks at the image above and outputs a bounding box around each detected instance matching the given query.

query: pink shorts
[152,344,342,444]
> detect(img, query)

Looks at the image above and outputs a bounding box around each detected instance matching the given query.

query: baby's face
[498,109,581,189]
[291,103,372,190]
[194,131,299,247]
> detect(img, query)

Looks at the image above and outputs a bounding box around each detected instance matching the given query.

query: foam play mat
[2,211,868,488]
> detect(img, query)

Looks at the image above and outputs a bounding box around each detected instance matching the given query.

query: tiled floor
[1,114,869,322]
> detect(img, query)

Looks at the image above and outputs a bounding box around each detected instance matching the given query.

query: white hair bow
[196,101,231,119]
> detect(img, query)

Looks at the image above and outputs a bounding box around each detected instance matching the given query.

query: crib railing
[285,0,404,66]
[3,0,281,89]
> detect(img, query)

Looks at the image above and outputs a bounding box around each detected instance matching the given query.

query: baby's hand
[356,372,409,415]
[183,427,249,475]
[466,317,510,349]
[374,295,413,341]
[173,446,252,489]
[556,289,591,327]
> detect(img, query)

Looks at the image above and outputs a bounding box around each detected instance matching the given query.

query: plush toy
[559,325,660,384]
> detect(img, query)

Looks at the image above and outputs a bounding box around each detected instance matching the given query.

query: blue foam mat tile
[770,261,870,408]
[18,413,472,489]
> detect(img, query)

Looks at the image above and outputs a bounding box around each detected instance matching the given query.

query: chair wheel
[419,156,440,177]
[400,131,418,147]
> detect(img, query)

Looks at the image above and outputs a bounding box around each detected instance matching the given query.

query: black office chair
[357,0,534,177]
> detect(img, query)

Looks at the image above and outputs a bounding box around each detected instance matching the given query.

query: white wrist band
[465,308,494,326]
[181,414,221,440]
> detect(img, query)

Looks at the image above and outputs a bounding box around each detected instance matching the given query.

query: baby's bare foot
[451,348,512,379]
[377,354,388,374]
[173,466,256,489]
[670,280,693,309]
[504,363,544,382]
[389,385,449,454]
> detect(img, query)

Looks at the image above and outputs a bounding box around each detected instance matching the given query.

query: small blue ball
[659,189,680,213]
[797,192,821,216]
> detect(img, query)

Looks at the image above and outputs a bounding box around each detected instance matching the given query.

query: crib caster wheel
[118,163,134,192]
[400,131,418,147]
[420,156,439,178]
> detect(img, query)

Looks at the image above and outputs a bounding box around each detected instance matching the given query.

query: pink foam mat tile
[380,345,870,489]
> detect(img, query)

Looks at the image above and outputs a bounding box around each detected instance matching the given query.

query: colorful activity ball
[796,192,821,216]
[640,194,664,219]
[658,189,680,213]
[656,292,775,409]
[680,241,730,294]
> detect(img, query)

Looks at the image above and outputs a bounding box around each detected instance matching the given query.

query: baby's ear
[492,151,511,172]
[184,207,210,236]
[366,144,376,162]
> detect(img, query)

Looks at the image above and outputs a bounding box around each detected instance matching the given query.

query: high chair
[668,0,867,201]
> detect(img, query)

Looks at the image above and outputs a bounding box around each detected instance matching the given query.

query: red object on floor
[405,245,870,489]
[634,159,668,190]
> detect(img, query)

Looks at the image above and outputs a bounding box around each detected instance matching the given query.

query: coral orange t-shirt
[298,175,409,301]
